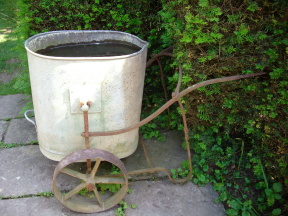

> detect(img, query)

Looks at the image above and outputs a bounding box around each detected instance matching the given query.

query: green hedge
[22,0,163,48]
[160,0,287,215]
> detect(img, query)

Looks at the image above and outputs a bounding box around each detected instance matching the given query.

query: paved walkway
[0,94,226,216]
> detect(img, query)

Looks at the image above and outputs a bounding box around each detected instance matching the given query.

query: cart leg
[139,132,153,168]
[82,108,92,173]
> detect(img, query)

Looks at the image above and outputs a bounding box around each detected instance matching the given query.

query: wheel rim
[52,149,128,213]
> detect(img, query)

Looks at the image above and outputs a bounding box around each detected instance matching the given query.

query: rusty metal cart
[24,30,264,213]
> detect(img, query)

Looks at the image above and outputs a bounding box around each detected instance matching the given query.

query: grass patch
[0,0,17,29]
[0,140,38,149]
[0,0,27,95]
[0,191,54,200]
[0,77,22,95]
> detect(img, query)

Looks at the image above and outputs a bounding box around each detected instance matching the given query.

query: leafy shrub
[160,0,288,215]
[21,0,163,47]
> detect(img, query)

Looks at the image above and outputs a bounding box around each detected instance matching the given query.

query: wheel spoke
[94,176,126,184]
[90,158,102,178]
[63,182,86,201]
[60,168,87,181]
[93,188,103,207]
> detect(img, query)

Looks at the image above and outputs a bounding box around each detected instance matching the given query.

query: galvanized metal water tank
[25,30,148,161]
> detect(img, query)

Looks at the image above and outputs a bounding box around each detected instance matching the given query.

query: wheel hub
[86,183,95,192]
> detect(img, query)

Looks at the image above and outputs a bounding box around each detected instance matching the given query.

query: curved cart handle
[24,110,37,128]
[83,72,266,137]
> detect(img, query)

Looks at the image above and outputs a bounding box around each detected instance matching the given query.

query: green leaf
[272,183,282,193]
[210,32,223,39]
[270,68,283,79]
[226,208,238,216]
[130,204,137,209]
[203,164,209,172]
[265,188,273,196]
[198,173,206,182]
[272,208,281,215]
[265,49,279,62]
[228,199,240,209]
[247,2,259,12]
[274,194,282,200]
[181,34,192,43]
[219,191,228,201]
[242,211,251,216]
[198,0,209,7]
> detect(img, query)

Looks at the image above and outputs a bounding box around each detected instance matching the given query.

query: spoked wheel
[52,149,128,213]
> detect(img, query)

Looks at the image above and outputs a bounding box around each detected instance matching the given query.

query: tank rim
[25,30,149,61]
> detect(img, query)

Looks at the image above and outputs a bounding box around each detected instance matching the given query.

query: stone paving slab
[0,94,27,120]
[0,197,116,216]
[0,131,188,197]
[124,131,188,179]
[0,120,8,141]
[0,145,73,197]
[0,180,225,216]
[4,118,37,144]
[124,180,225,216]
[0,129,225,216]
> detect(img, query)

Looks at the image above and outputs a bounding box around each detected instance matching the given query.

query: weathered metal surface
[25,30,148,161]
[52,148,128,213]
